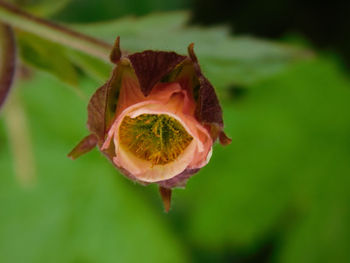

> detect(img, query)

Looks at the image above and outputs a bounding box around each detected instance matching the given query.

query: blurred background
[1,0,350,262]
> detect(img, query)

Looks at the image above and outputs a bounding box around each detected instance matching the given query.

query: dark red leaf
[219,131,232,146]
[159,186,172,213]
[0,23,16,110]
[87,83,108,140]
[158,168,200,188]
[187,43,223,127]
[128,51,186,96]
[109,36,121,64]
[68,134,98,160]
[87,59,135,142]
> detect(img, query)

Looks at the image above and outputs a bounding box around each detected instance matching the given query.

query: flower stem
[0,0,113,62]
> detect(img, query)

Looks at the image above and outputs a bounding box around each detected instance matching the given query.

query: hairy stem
[0,0,113,62]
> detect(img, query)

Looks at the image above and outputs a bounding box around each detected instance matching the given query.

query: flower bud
[69,37,231,211]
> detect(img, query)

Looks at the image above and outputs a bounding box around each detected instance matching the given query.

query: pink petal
[102,82,212,182]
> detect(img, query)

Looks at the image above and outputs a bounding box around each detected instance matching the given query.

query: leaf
[159,186,172,213]
[278,175,350,263]
[65,49,110,82]
[87,83,108,139]
[73,11,310,88]
[178,57,350,263]
[53,0,188,23]
[7,0,72,16]
[187,44,223,127]
[0,23,16,110]
[0,71,189,263]
[67,134,98,160]
[128,50,186,96]
[181,102,296,249]
[16,31,79,86]
[271,60,350,263]
[1,6,308,91]
[16,31,111,88]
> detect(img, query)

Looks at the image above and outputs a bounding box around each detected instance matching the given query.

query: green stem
[0,0,113,62]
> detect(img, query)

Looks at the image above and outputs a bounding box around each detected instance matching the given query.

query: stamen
[119,114,193,165]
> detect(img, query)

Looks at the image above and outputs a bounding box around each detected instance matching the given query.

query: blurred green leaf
[0,72,189,263]
[65,49,110,83]
[11,11,309,92]
[17,31,79,86]
[16,30,110,89]
[7,0,71,16]
[1,6,348,262]
[73,11,309,88]
[177,57,350,262]
[54,0,188,22]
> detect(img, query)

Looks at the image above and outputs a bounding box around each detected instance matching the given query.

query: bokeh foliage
[1,1,350,262]
[14,11,307,92]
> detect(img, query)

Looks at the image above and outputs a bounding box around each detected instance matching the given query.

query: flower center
[119,114,193,165]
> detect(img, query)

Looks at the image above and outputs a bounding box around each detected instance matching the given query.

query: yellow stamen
[119,114,193,165]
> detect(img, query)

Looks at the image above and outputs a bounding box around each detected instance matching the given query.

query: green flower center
[119,114,193,165]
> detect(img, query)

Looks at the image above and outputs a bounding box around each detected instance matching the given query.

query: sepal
[68,134,98,160]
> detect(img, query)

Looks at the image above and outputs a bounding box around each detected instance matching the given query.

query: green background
[1,0,350,262]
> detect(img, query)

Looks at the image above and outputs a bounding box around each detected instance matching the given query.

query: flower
[69,37,231,211]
